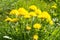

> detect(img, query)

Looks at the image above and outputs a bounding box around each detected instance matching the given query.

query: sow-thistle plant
[38,11,51,19]
[5,17,18,22]
[33,23,41,30]
[26,26,31,31]
[33,34,38,40]
[35,9,42,15]
[24,14,31,19]
[29,5,37,11]
[18,8,28,16]
[4,5,54,40]
[10,9,19,15]
[11,18,19,22]
[5,17,12,22]
[29,12,37,17]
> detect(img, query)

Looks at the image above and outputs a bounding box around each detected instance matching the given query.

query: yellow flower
[42,11,51,18]
[18,8,28,16]
[33,23,41,29]
[11,18,19,22]
[51,4,57,8]
[29,12,37,17]
[24,14,31,19]
[49,20,54,25]
[35,9,42,15]
[29,5,37,10]
[38,11,51,19]
[5,17,12,22]
[26,26,31,30]
[33,34,38,40]
[10,10,19,15]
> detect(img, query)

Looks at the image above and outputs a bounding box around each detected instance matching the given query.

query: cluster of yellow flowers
[5,5,54,40]
[5,5,54,25]
[26,23,41,30]
[5,17,18,22]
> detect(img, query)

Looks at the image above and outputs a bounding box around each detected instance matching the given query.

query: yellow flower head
[5,17,12,22]
[26,26,31,30]
[43,11,51,18]
[35,9,42,15]
[38,11,51,19]
[10,10,19,15]
[33,23,41,29]
[29,12,37,17]
[18,8,28,16]
[11,18,19,22]
[33,34,38,40]
[29,5,37,10]
[24,14,31,19]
